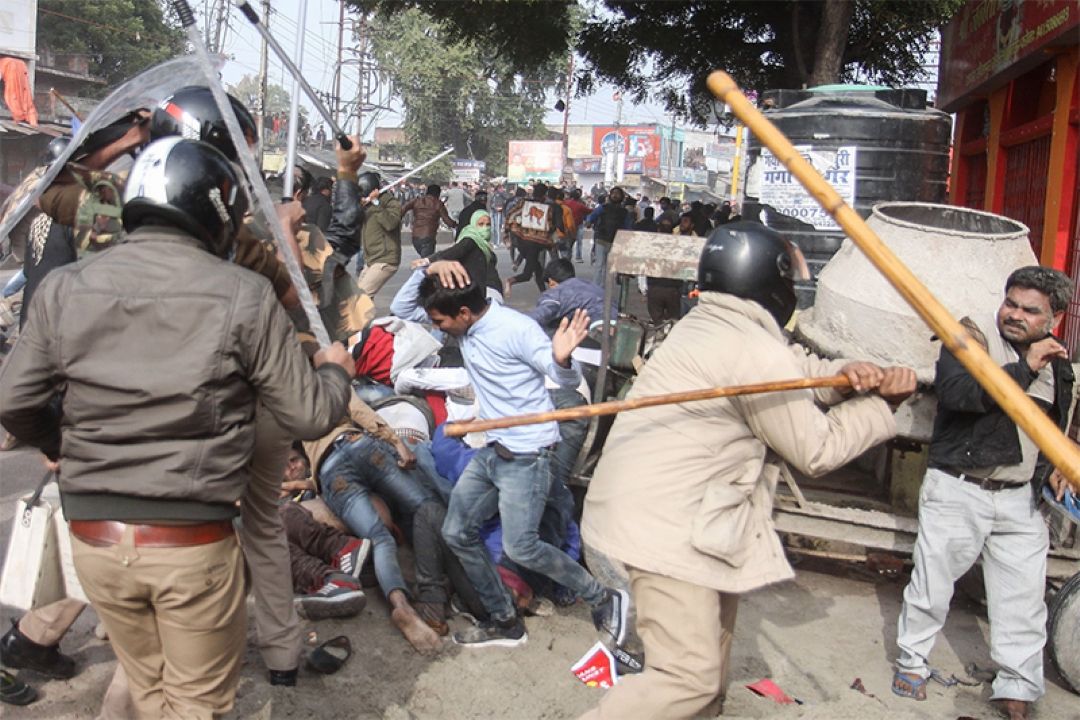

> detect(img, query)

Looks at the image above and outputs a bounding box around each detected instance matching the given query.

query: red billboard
[937,0,1078,112]
[591,125,661,175]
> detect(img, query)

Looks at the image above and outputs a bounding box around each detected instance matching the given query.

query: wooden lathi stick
[706,70,1080,493]
[443,375,852,438]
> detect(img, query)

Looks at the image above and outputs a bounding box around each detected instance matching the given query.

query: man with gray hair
[892,266,1075,720]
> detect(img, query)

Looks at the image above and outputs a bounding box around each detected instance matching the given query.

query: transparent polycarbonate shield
[0,56,211,248]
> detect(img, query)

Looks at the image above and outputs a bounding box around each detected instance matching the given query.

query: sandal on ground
[1,670,37,706]
[305,635,352,675]
[891,670,928,701]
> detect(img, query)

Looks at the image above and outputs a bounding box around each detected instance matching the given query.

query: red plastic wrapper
[571,641,619,689]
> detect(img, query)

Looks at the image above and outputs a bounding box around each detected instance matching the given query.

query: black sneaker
[449,595,480,626]
[591,588,630,646]
[296,573,366,620]
[452,615,527,648]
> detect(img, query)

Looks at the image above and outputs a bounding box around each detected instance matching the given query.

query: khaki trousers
[72,530,246,720]
[356,261,399,297]
[240,405,303,671]
[18,598,86,646]
[580,568,739,720]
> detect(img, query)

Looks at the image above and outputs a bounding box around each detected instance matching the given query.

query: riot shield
[0,56,211,254]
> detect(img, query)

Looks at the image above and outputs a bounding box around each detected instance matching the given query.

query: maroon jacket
[403,195,456,239]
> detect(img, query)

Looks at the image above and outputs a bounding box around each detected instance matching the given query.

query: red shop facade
[939,0,1080,350]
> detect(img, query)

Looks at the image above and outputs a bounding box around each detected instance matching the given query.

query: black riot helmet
[121,137,248,258]
[697,221,810,327]
[356,171,381,197]
[150,86,257,162]
[39,136,71,165]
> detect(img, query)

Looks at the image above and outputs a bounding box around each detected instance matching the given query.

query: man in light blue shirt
[418,275,629,648]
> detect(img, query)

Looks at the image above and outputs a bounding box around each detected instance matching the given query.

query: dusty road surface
[3,235,1079,719]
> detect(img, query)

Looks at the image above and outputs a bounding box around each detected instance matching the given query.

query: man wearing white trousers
[892,266,1076,720]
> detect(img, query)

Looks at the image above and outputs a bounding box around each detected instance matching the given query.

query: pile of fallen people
[0,86,627,717]
[0,85,1069,720]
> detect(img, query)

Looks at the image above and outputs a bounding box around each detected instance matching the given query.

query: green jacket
[361,195,403,266]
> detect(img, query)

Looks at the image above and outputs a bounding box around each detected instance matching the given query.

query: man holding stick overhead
[579,222,916,719]
[893,267,1074,720]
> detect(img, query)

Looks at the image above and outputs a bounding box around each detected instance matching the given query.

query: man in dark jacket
[303,176,334,232]
[892,266,1075,720]
[402,184,455,258]
[585,187,631,286]
[455,189,488,238]
[0,138,354,718]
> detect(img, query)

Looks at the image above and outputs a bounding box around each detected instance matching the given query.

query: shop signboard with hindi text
[937,0,1078,112]
[507,141,562,183]
[452,159,485,184]
[757,145,857,231]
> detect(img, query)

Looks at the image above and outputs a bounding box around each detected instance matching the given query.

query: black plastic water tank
[742,86,952,306]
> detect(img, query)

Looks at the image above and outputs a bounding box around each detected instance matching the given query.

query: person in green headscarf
[413,209,503,295]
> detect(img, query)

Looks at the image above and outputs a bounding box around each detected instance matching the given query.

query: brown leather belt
[70,520,234,548]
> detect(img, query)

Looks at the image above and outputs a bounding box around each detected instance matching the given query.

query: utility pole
[256,0,270,163]
[560,53,573,182]
[354,13,366,138]
[614,92,624,183]
[209,0,228,54]
[334,0,345,129]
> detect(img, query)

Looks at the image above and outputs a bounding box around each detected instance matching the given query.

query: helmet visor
[780,241,811,282]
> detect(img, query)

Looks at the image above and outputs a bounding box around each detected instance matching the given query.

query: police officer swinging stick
[450,70,1080,496]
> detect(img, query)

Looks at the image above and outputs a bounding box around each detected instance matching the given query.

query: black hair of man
[643,206,655,220]
[427,184,441,196]
[1006,266,1075,314]
[533,183,548,201]
[293,165,313,195]
[659,196,671,208]
[514,187,527,198]
[547,186,559,201]
[313,176,333,194]
[542,258,576,285]
[556,189,567,201]
[418,274,487,316]
[451,181,459,187]
[570,188,583,200]
[608,186,625,204]
[657,217,675,233]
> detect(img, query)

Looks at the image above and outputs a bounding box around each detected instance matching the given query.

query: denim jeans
[574,226,585,261]
[412,235,436,258]
[442,446,605,622]
[593,242,611,286]
[320,435,442,600]
[490,210,503,247]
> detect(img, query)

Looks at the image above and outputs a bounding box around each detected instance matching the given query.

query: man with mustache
[892,266,1075,720]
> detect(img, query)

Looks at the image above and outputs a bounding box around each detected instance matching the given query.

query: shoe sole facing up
[453,633,528,649]
[615,589,630,646]
[296,592,367,620]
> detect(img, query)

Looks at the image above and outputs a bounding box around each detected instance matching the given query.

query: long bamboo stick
[706,70,1080,492]
[443,375,852,438]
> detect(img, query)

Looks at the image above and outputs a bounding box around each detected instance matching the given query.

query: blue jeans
[593,242,611,286]
[574,226,585,261]
[490,210,503,247]
[320,435,439,600]
[442,446,605,622]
